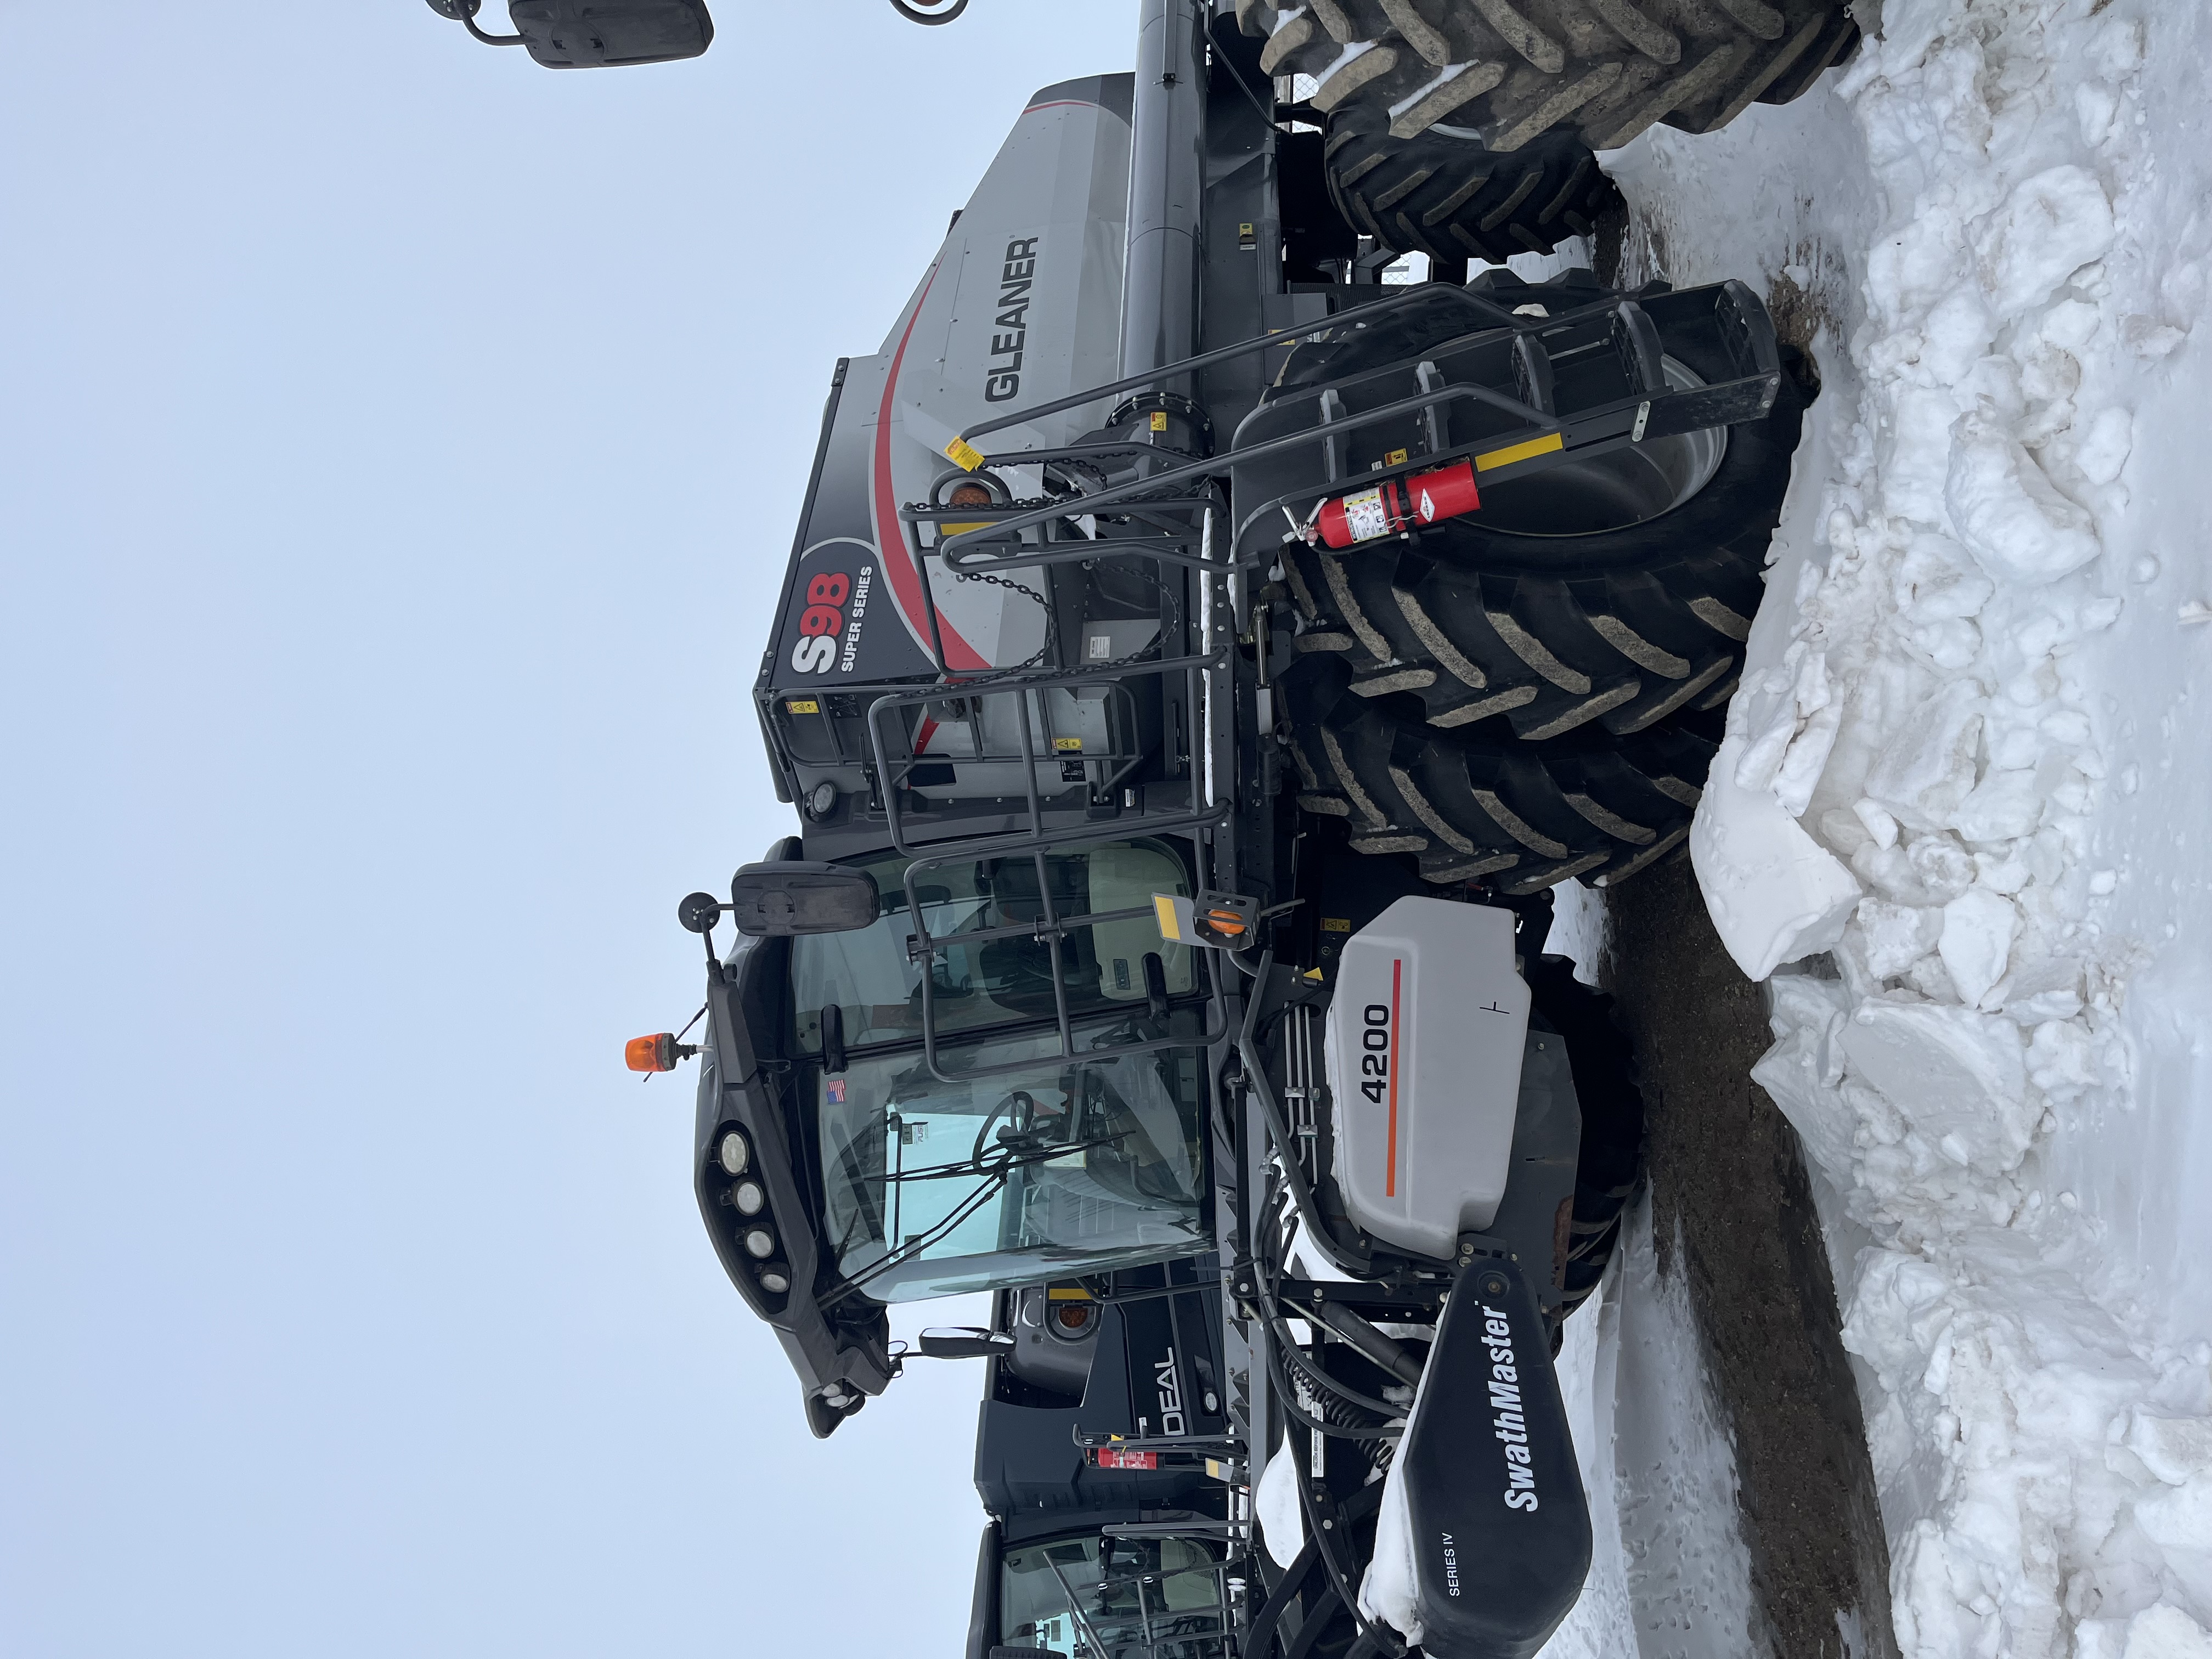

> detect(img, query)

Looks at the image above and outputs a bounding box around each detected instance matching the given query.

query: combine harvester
[421,0,1854,1650]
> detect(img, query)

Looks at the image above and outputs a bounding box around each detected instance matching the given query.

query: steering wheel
[971,1089,1038,1165]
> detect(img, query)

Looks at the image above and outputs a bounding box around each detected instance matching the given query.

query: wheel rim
[1470,357,1729,538]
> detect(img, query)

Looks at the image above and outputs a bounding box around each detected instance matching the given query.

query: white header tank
[1324,898,1532,1261]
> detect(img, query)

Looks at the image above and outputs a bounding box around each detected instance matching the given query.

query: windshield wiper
[819,1131,1126,1310]
[872,1131,1126,1187]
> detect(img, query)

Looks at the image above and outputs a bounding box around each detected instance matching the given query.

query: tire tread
[1242,0,1859,151]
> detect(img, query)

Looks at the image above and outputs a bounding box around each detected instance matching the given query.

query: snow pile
[1356,1434,1424,1646]
[1254,1436,1307,1570]
[1672,3,2212,1655]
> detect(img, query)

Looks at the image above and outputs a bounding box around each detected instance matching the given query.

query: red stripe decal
[912,714,940,753]
[1386,957,1402,1198]
[870,267,986,673]
[1023,99,1097,112]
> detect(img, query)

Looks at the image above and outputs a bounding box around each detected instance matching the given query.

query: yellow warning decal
[1046,1285,1093,1301]
[1148,410,1169,432]
[785,699,820,715]
[1053,737,1084,753]
[1475,431,1565,472]
[945,436,985,471]
[1321,916,1351,933]
[1385,448,1408,466]
[1302,967,1325,981]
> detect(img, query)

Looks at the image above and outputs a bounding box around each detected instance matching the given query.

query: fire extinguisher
[1308,458,1482,549]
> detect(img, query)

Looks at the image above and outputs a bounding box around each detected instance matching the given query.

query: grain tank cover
[768,77,1133,696]
[1325,899,1531,1261]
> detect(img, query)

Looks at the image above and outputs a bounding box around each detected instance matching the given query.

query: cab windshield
[798,840,1209,1300]
[814,1019,1209,1300]
[1002,1533,1234,1659]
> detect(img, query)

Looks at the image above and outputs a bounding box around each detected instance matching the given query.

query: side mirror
[917,1327,1017,1361]
[508,0,713,66]
[425,0,714,68]
[727,864,881,937]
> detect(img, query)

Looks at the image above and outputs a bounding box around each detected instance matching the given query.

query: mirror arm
[427,0,526,44]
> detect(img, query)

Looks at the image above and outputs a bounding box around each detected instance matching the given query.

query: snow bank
[1638,2,2212,1654]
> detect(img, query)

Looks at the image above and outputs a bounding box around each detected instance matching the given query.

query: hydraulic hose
[1236,952,1372,1277]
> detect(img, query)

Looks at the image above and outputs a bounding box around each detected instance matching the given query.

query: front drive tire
[1241,0,1860,152]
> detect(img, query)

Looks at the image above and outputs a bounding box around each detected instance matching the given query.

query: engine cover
[1324,898,1530,1261]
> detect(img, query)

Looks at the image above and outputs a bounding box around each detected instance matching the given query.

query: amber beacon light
[625,1032,698,1073]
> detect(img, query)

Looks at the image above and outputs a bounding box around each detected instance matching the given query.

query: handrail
[860,657,1232,1083]
[953,280,1575,448]
[936,377,1556,574]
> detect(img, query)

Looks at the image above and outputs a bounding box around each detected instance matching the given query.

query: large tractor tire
[1280,267,1811,744]
[1282,655,1714,894]
[1240,0,1859,151]
[1323,101,1622,264]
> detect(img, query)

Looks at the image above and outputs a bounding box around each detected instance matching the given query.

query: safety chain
[943,566,1055,682]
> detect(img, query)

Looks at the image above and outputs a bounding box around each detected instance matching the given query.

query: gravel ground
[1602,858,1899,1659]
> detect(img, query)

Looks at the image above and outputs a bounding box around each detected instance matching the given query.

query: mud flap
[1395,1250,1592,1658]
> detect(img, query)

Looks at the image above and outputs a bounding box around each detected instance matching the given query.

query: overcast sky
[0,4,1137,1653]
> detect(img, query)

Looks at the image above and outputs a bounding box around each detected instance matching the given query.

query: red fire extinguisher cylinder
[1312,458,1482,550]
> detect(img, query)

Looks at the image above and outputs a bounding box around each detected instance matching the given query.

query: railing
[860,656,1233,1082]
[921,278,1778,583]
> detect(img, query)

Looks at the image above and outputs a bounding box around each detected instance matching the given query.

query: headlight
[758,1268,790,1295]
[718,1128,750,1177]
[743,1226,776,1260]
[1052,1300,1099,1338]
[731,1179,766,1217]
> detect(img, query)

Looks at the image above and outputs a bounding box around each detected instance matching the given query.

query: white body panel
[1325,899,1532,1261]
[862,84,1133,673]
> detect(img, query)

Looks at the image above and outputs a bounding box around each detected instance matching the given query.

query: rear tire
[1526,954,1645,1321]
[1241,0,1860,151]
[1323,102,1622,266]
[1281,268,1810,743]
[1282,656,1713,894]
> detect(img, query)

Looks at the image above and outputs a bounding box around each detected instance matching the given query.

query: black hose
[1250,1187,1408,1424]
[1282,1414,1408,1659]
[1268,1346,1400,1442]
[1236,952,1370,1276]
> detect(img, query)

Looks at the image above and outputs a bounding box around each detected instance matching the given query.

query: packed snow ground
[1544,1200,1765,1659]
[1594,3,2212,1656]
